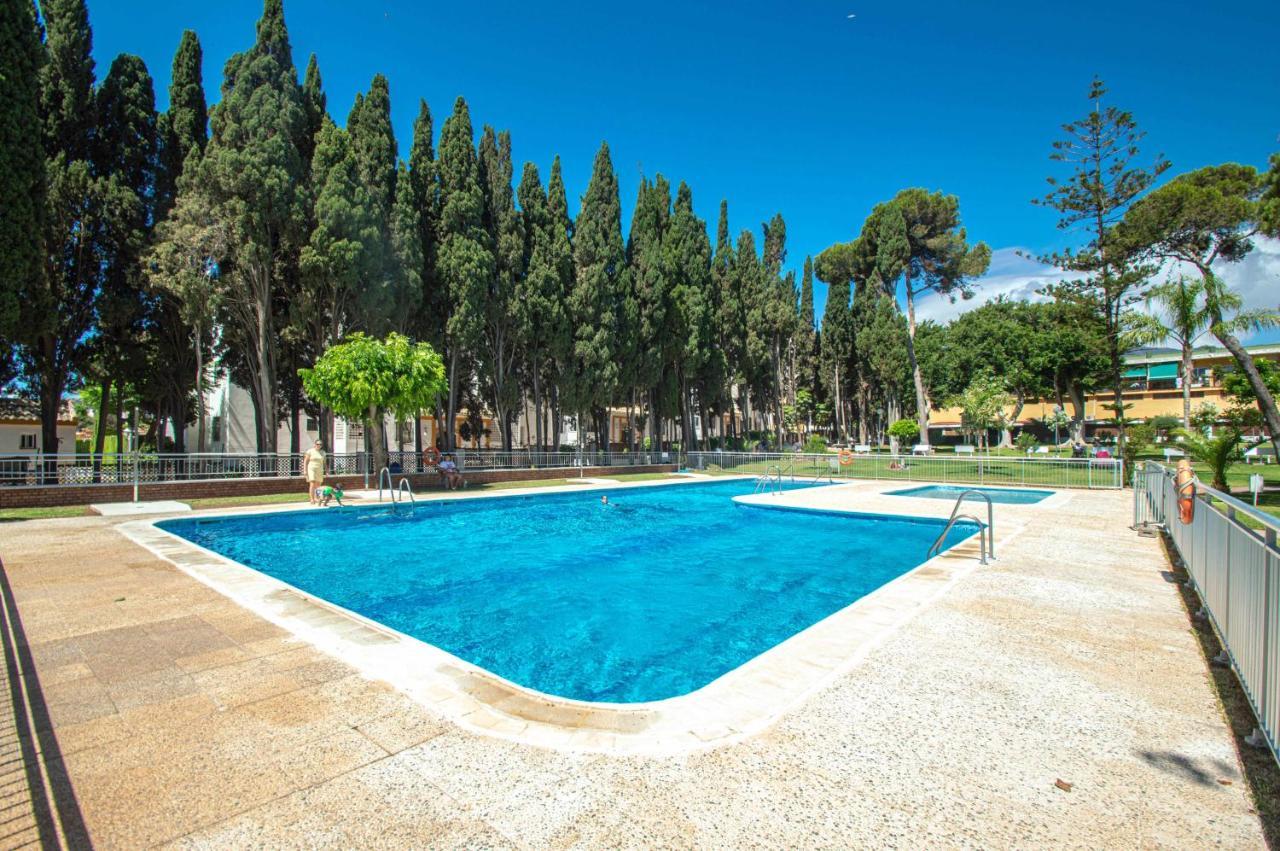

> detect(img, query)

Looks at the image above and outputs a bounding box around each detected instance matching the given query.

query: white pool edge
[115,478,1036,756]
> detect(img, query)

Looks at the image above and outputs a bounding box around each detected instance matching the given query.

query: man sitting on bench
[438,454,463,490]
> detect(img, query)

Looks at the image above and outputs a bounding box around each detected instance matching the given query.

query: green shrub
[803,434,828,453]
[887,419,920,443]
[1015,432,1037,451]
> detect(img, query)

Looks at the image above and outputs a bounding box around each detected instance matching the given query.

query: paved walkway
[0,484,1265,849]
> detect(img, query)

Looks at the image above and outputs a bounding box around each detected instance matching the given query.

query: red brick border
[0,465,679,509]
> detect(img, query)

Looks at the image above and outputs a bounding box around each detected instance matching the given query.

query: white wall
[0,422,77,455]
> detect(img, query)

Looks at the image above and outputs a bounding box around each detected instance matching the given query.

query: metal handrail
[928,489,995,562]
[928,513,989,564]
[377,467,394,502]
[396,477,415,504]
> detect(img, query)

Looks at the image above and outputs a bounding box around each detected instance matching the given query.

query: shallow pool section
[159,480,979,703]
[887,484,1053,505]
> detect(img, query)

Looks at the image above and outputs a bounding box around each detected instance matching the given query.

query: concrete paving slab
[90,500,191,516]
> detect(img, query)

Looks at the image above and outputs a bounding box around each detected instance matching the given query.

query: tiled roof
[0,397,77,423]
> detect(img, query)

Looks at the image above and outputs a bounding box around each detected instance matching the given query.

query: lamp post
[124,425,139,503]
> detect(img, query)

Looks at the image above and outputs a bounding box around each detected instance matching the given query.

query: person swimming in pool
[601,495,609,505]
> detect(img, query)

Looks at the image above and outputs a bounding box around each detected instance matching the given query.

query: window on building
[19,434,37,450]
[211,416,222,442]
[305,417,318,432]
[397,421,413,445]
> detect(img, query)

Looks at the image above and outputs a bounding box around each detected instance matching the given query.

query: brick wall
[0,465,679,509]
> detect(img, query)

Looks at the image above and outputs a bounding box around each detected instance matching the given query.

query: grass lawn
[185,492,317,511]
[0,505,91,522]
[693,454,1122,489]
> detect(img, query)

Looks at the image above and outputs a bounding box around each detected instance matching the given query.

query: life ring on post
[424,446,442,466]
[1174,458,1196,525]
[838,448,855,467]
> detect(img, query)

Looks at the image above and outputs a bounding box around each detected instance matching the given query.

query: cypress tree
[569,141,627,447]
[796,256,818,406]
[435,96,492,450]
[93,53,159,454]
[664,181,712,450]
[155,30,206,217]
[199,0,307,452]
[626,175,671,449]
[711,200,739,440]
[23,0,99,465]
[515,161,567,451]
[544,155,575,448]
[733,228,763,437]
[477,126,523,448]
[0,0,45,384]
[299,53,325,169]
[407,100,443,351]
[346,73,399,333]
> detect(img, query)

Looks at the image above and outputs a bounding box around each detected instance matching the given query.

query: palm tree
[1175,427,1243,491]
[1127,277,1278,428]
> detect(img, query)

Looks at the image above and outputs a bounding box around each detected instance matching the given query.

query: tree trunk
[1213,328,1280,458]
[1180,341,1193,428]
[194,331,206,453]
[532,367,544,452]
[1067,381,1087,444]
[445,349,459,451]
[289,378,301,455]
[1000,393,1024,447]
[903,277,929,445]
[368,405,389,473]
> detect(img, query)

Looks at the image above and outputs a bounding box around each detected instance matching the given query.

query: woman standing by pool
[303,439,327,505]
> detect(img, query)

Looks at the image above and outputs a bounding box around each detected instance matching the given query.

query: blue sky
[89,0,1280,336]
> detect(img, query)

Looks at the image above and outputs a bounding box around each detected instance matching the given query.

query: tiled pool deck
[0,479,1266,848]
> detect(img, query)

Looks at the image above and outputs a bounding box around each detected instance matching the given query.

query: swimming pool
[887,484,1053,505]
[159,479,980,703]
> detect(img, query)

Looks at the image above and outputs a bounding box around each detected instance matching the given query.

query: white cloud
[913,237,1280,341]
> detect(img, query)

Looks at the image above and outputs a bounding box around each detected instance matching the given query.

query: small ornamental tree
[948,374,1013,452]
[299,333,447,472]
[887,418,920,452]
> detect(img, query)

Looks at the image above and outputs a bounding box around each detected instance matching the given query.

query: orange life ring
[1174,460,1195,525]
[838,448,855,467]
[424,446,441,465]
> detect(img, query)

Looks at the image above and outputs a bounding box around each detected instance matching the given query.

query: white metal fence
[685,451,1125,489]
[0,449,682,488]
[1134,461,1279,766]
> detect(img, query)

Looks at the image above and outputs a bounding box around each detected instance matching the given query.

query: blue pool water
[160,479,979,703]
[887,484,1053,505]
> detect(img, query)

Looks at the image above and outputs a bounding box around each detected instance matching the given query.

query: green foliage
[568,142,627,419]
[1121,423,1157,479]
[477,125,523,446]
[947,373,1012,448]
[299,332,446,422]
[1191,402,1220,431]
[1148,415,1181,437]
[1015,432,1037,451]
[802,433,828,453]
[0,0,46,354]
[198,0,307,450]
[887,418,920,442]
[1175,427,1244,491]
[155,30,206,217]
[1120,163,1280,447]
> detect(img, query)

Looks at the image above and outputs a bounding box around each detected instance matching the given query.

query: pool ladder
[377,467,416,505]
[754,463,789,495]
[927,489,994,565]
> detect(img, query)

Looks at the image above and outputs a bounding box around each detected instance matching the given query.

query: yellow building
[930,343,1280,443]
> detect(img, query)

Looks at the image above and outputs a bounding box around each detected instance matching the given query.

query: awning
[1123,366,1146,378]
[1147,362,1179,380]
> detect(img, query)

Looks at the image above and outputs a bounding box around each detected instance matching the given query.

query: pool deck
[0,479,1266,848]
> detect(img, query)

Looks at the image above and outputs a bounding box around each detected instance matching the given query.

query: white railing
[1134,461,1279,766]
[0,452,368,488]
[684,451,1124,490]
[0,449,682,489]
